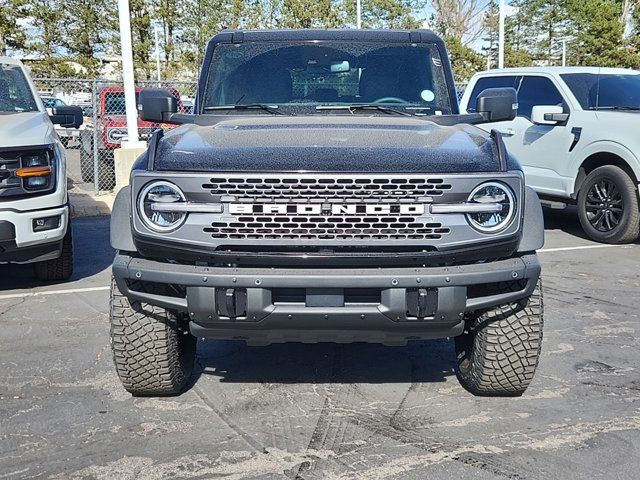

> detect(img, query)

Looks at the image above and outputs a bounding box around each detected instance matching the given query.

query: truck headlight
[138,181,186,232]
[16,150,54,192]
[466,182,515,233]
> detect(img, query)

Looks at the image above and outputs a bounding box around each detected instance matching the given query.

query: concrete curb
[69,191,115,218]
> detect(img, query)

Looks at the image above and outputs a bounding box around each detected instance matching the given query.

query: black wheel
[455,280,543,397]
[109,276,196,396]
[79,138,94,183]
[97,150,116,191]
[577,165,640,244]
[34,222,73,281]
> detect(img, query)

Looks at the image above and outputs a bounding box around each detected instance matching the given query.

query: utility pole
[117,0,142,148]
[498,0,505,69]
[154,24,161,82]
[562,39,567,67]
[356,0,362,29]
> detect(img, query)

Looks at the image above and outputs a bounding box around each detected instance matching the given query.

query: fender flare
[110,186,136,253]
[518,186,545,253]
[570,141,640,196]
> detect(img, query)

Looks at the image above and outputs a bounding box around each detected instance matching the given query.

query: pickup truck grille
[201,175,453,241]
[0,155,22,192]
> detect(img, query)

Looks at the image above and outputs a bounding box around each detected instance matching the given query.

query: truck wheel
[79,140,94,183]
[34,222,73,281]
[577,165,640,244]
[455,280,543,397]
[97,150,116,191]
[109,277,196,396]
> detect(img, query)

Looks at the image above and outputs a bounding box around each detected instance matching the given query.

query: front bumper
[0,205,68,264]
[113,253,541,346]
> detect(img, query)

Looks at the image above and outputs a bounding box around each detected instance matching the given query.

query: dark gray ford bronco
[110,29,544,397]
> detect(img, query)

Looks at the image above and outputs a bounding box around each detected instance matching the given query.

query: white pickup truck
[0,57,82,280]
[460,67,640,244]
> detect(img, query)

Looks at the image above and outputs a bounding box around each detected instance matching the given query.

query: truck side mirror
[531,105,569,125]
[50,106,83,129]
[475,87,518,123]
[138,88,178,123]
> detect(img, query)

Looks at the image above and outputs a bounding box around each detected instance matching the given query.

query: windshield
[203,41,452,115]
[0,63,39,113]
[104,92,139,115]
[561,73,640,110]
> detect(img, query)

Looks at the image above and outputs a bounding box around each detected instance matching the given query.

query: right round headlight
[138,181,186,232]
[466,182,516,233]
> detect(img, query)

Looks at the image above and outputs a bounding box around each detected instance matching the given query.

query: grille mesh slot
[202,175,453,241]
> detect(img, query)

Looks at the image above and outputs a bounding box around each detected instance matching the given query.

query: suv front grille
[201,175,453,241]
[202,176,453,201]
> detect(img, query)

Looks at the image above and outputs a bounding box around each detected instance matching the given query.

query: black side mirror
[50,106,83,129]
[138,88,178,123]
[475,87,518,123]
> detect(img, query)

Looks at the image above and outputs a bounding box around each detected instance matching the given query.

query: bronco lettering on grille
[229,204,426,215]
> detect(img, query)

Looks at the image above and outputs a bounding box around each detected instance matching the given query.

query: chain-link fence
[33,78,197,194]
[33,78,470,194]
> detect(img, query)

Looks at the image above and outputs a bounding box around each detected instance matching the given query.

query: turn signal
[16,166,53,178]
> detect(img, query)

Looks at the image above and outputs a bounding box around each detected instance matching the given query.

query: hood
[154,116,517,173]
[0,111,54,148]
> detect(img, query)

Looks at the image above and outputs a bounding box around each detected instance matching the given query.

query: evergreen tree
[62,0,115,78]
[0,0,28,56]
[482,0,499,69]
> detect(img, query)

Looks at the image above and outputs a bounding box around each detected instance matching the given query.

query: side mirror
[138,88,178,123]
[475,87,518,123]
[531,105,569,125]
[50,106,83,129]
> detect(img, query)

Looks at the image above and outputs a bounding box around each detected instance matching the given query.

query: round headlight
[138,181,186,232]
[467,182,515,233]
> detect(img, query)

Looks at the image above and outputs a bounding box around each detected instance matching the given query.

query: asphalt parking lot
[1,210,639,479]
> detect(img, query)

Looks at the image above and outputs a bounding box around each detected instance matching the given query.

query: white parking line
[0,285,110,300]
[539,244,635,253]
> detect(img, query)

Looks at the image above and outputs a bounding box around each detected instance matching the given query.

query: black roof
[208,28,444,46]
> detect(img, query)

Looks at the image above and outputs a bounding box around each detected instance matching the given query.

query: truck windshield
[0,63,39,113]
[203,42,452,115]
[561,72,640,110]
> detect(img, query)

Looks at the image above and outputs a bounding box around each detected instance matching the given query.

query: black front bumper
[113,253,541,346]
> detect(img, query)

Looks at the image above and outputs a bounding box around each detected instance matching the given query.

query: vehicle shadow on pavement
[542,206,590,240]
[0,216,114,291]
[194,338,456,385]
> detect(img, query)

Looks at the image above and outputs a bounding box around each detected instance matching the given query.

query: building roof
[0,56,24,66]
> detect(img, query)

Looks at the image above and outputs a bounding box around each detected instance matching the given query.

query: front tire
[455,280,543,396]
[34,222,73,281]
[109,277,196,396]
[577,165,640,244]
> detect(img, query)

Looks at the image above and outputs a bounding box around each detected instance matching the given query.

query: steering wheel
[373,97,409,104]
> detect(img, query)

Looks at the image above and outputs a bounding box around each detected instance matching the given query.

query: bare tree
[430,0,492,45]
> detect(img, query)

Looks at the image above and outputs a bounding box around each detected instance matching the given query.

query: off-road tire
[109,276,196,396]
[79,141,94,183]
[79,141,115,190]
[455,280,543,396]
[577,165,640,244]
[34,223,73,281]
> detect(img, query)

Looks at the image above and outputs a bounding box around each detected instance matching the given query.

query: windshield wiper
[316,104,414,117]
[589,106,640,111]
[203,104,284,115]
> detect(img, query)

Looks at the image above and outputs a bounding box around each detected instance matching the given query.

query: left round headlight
[466,182,516,233]
[138,181,186,232]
